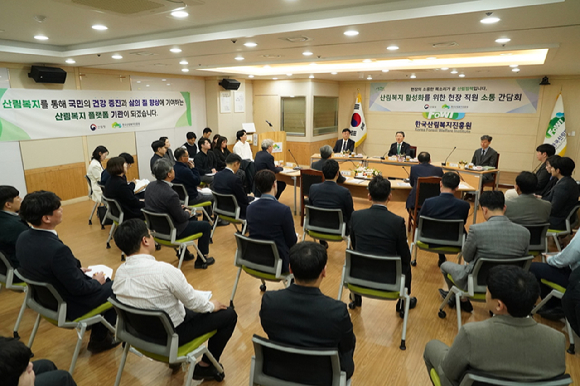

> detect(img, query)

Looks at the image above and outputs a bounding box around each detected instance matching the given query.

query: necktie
[482,149,486,157]
[397,143,401,154]
[343,140,347,151]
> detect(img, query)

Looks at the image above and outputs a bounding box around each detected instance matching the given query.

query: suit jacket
[350,205,412,291]
[388,141,411,157]
[0,211,30,270]
[309,181,354,223]
[212,168,250,217]
[311,158,345,184]
[16,229,112,319]
[544,176,579,230]
[255,150,283,174]
[246,195,297,273]
[505,194,551,225]
[406,163,444,209]
[150,154,163,173]
[534,162,551,195]
[471,147,498,167]
[172,161,201,199]
[193,150,217,175]
[104,175,145,220]
[163,149,176,166]
[260,284,356,380]
[420,193,470,225]
[333,138,355,153]
[144,180,191,235]
[439,315,565,385]
[540,177,557,199]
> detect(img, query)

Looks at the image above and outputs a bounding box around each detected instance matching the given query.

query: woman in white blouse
[232,129,253,161]
[87,145,108,203]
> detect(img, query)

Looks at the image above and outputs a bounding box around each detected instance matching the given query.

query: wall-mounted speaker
[219,78,240,90]
[28,66,67,84]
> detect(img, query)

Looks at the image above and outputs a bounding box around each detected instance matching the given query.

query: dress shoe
[192,363,224,381]
[439,289,456,308]
[177,248,195,261]
[319,240,329,249]
[459,299,473,312]
[216,218,230,227]
[87,331,120,354]
[538,306,566,321]
[195,256,215,269]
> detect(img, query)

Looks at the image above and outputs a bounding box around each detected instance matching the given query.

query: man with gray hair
[311,145,346,183]
[254,138,286,199]
[144,159,214,269]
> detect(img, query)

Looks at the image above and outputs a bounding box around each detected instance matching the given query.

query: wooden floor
[1,189,578,386]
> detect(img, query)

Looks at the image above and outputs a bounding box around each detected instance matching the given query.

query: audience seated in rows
[350,175,415,310]
[406,151,444,211]
[563,265,580,338]
[530,232,580,321]
[112,219,237,381]
[182,131,198,158]
[424,265,566,386]
[87,145,108,203]
[172,147,214,208]
[311,145,345,183]
[534,144,556,195]
[213,153,252,219]
[0,186,29,274]
[150,140,167,174]
[254,139,286,199]
[246,170,297,273]
[260,242,356,381]
[194,137,218,185]
[505,171,551,225]
[419,172,470,267]
[145,159,214,269]
[104,157,145,220]
[0,336,77,386]
[439,191,530,312]
[543,156,579,230]
[16,191,118,353]
[101,152,135,187]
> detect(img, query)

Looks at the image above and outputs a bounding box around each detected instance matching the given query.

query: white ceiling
[0,0,579,81]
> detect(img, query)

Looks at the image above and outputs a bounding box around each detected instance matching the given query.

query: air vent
[261,54,283,58]
[280,36,313,43]
[432,41,458,48]
[130,51,157,56]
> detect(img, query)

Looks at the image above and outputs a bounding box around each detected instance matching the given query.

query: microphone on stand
[380,150,390,160]
[442,146,456,166]
[287,149,301,170]
[401,166,411,183]
[265,120,273,127]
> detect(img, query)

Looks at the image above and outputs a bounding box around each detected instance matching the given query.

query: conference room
[1,0,580,385]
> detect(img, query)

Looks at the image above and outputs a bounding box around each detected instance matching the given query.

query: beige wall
[20,137,85,170]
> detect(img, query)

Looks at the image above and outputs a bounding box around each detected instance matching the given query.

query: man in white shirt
[112,219,237,381]
[232,129,253,161]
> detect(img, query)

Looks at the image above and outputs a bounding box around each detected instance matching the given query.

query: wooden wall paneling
[287,138,336,166]
[257,131,286,163]
[25,162,87,201]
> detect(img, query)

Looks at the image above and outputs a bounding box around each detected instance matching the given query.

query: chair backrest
[211,191,241,219]
[14,269,67,325]
[234,234,283,277]
[459,371,572,386]
[171,183,189,206]
[108,295,178,359]
[0,251,23,289]
[520,223,549,252]
[564,202,580,232]
[470,256,533,294]
[414,177,441,210]
[304,205,345,236]
[409,146,417,158]
[251,334,344,386]
[345,249,403,293]
[417,216,464,247]
[300,169,324,198]
[141,210,177,242]
[84,175,93,197]
[102,196,124,224]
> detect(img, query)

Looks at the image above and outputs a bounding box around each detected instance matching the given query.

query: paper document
[134,179,149,193]
[199,187,212,195]
[194,290,212,301]
[85,265,114,280]
[397,181,411,187]
[204,172,216,177]
[459,182,474,190]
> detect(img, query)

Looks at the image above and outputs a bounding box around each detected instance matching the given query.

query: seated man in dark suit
[254,139,286,199]
[471,135,498,183]
[194,137,218,185]
[505,171,551,225]
[309,159,354,238]
[172,147,214,210]
[260,242,356,381]
[534,144,556,195]
[150,139,167,174]
[406,151,444,210]
[332,128,355,153]
[563,266,580,338]
[145,159,214,269]
[543,156,579,230]
[540,155,560,198]
[16,191,118,353]
[387,131,411,157]
[425,266,565,386]
[311,145,345,184]
[350,175,415,310]
[246,170,297,273]
[0,186,29,274]
[213,153,252,219]
[419,172,470,267]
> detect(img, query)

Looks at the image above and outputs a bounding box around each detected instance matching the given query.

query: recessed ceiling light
[264,65,270,68]
[161,79,166,81]
[170,48,182,53]
[363,59,372,63]
[112,54,123,59]
[481,16,500,24]
[34,35,48,40]
[382,69,389,73]
[65,59,76,64]
[410,74,416,79]
[344,30,359,36]
[136,81,141,83]
[441,67,449,70]
[459,74,466,77]
[512,68,520,72]
[146,84,150,87]
[181,68,189,72]
[273,77,278,80]
[303,51,313,56]
[286,73,292,76]
[167,83,171,85]
[244,42,257,47]
[92,24,108,30]
[367,76,372,80]
[248,75,254,78]
[386,45,399,51]
[450,69,458,74]
[309,75,314,79]
[309,62,317,66]
[171,10,189,18]
[495,38,511,43]
[426,57,436,60]
[509,64,519,68]
[179,60,188,65]
[331,72,337,75]
[235,56,244,61]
